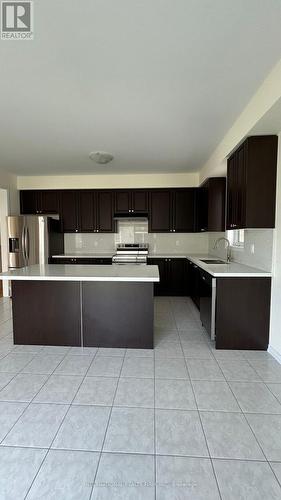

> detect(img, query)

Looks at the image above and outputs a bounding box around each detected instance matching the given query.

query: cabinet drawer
[51,257,112,265]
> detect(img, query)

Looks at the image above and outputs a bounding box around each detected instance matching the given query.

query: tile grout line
[1,443,278,462]
[0,348,73,447]
[206,333,271,466]
[153,307,157,500]
[23,347,101,500]
[88,350,127,499]
[173,297,224,500]
[221,367,281,465]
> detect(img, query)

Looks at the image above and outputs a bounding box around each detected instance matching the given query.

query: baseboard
[268,345,281,365]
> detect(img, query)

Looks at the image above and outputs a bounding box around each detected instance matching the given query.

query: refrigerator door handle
[25,226,30,262]
[22,225,26,263]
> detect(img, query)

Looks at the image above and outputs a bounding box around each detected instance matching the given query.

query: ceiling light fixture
[89,151,114,164]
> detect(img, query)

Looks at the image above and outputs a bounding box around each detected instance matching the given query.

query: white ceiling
[1,0,281,176]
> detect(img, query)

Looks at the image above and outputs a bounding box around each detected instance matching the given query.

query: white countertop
[52,254,114,259]
[0,264,160,282]
[51,253,271,277]
[186,255,271,277]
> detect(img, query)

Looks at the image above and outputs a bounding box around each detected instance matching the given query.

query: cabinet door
[131,190,148,213]
[149,190,172,232]
[189,261,200,309]
[199,271,212,335]
[195,186,208,232]
[148,258,169,296]
[173,189,195,232]
[79,191,96,232]
[20,191,39,214]
[226,154,237,229]
[97,191,115,232]
[115,191,131,213]
[39,190,60,214]
[169,259,187,296]
[60,191,79,233]
[236,145,246,228]
[208,178,226,232]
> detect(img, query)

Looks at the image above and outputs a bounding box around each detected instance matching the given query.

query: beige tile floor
[0,296,281,499]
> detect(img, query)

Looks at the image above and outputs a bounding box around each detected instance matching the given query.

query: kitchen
[2,134,276,352]
[1,1,281,499]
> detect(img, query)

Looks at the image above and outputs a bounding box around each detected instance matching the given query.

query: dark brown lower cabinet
[12,281,81,346]
[11,280,154,349]
[51,257,112,265]
[215,277,271,350]
[147,258,188,296]
[82,282,154,348]
[188,260,200,308]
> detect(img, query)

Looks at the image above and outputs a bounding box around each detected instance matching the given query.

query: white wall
[18,172,199,190]
[199,59,281,183]
[269,132,281,359]
[0,171,19,215]
[208,230,274,272]
[64,220,209,256]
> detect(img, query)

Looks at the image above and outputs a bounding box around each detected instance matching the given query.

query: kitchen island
[0,264,159,349]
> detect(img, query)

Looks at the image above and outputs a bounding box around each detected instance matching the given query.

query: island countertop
[0,264,160,282]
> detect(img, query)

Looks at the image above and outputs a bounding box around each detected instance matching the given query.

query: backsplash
[208,229,274,271]
[64,221,209,255]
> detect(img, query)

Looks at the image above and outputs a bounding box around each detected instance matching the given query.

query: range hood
[113,212,149,221]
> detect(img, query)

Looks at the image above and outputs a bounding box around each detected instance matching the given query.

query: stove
[112,243,149,265]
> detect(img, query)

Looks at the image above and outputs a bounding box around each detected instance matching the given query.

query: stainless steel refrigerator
[8,215,64,269]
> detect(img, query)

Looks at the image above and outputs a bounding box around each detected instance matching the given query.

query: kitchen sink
[200,259,227,264]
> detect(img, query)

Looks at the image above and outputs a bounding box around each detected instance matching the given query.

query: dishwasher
[199,269,216,340]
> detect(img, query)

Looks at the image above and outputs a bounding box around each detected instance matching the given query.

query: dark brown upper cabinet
[79,190,115,233]
[115,189,148,214]
[227,135,278,229]
[60,190,80,233]
[96,191,115,232]
[196,178,226,232]
[79,190,96,232]
[20,190,59,215]
[173,189,195,232]
[149,190,172,232]
[149,189,195,233]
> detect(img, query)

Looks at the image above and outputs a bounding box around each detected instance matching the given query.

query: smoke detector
[89,151,114,164]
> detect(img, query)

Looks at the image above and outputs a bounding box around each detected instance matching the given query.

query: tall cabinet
[227,135,278,229]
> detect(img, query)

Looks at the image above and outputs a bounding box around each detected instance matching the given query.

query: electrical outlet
[250,244,255,254]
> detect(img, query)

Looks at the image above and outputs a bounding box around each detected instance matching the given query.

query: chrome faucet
[213,237,231,263]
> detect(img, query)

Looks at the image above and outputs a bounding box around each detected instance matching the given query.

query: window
[227,229,245,248]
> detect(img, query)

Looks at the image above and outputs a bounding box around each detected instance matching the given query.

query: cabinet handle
[202,276,206,281]
[173,229,175,232]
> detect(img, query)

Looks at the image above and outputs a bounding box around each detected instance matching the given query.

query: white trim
[268,345,281,365]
